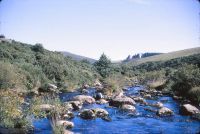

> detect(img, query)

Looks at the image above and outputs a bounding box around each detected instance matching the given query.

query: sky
[0,0,199,61]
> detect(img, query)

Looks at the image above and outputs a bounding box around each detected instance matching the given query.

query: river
[33,86,200,134]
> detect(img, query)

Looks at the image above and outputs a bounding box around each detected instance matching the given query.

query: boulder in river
[96,99,108,104]
[109,96,136,107]
[132,96,146,104]
[180,104,200,115]
[157,107,173,116]
[93,108,109,118]
[66,101,83,110]
[62,110,74,119]
[79,109,96,119]
[56,120,74,129]
[152,102,164,108]
[72,95,95,104]
[121,104,136,112]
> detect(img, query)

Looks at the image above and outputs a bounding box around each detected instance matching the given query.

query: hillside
[126,47,200,66]
[0,41,98,92]
[61,51,96,63]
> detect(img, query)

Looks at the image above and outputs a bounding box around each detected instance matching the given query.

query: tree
[94,53,111,78]
[31,43,44,53]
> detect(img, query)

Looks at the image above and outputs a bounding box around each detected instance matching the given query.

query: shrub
[188,87,200,104]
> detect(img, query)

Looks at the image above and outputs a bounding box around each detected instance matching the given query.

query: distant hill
[61,51,96,63]
[126,47,200,66]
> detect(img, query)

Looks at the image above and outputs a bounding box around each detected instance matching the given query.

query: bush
[188,87,200,104]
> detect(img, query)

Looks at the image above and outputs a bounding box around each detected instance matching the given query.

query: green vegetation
[0,40,200,131]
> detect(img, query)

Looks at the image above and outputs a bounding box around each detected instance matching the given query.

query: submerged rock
[121,104,136,112]
[157,107,173,116]
[180,104,200,115]
[109,96,136,107]
[81,89,89,94]
[72,95,95,104]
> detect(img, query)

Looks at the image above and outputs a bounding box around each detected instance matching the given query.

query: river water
[33,86,200,134]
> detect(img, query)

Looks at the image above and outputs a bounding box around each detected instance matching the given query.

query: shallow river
[33,86,200,134]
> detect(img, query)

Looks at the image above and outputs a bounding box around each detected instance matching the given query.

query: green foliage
[94,53,112,78]
[0,41,97,91]
[170,64,200,103]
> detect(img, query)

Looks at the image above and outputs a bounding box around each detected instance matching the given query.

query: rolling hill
[61,51,96,63]
[126,47,200,66]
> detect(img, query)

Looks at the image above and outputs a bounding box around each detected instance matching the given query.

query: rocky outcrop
[180,104,200,115]
[79,109,96,119]
[157,107,173,116]
[72,95,95,104]
[121,104,136,112]
[109,96,136,107]
[56,120,74,129]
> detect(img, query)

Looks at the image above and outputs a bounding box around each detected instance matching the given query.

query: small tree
[94,53,111,78]
[31,43,44,53]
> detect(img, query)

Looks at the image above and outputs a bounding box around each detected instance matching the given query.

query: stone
[153,102,164,108]
[109,96,136,107]
[56,120,74,129]
[121,104,136,112]
[93,108,109,118]
[67,101,83,110]
[79,109,96,119]
[38,104,54,112]
[180,104,200,115]
[157,107,173,116]
[72,95,95,104]
[96,99,108,104]
[143,94,151,99]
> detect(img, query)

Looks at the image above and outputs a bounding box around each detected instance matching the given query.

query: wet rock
[72,95,95,104]
[121,104,136,112]
[79,109,96,119]
[122,87,129,91]
[152,102,164,108]
[143,94,151,99]
[95,92,104,100]
[180,104,200,115]
[67,101,83,110]
[56,120,74,129]
[96,99,108,104]
[109,96,136,107]
[93,108,109,118]
[132,96,146,104]
[157,107,173,116]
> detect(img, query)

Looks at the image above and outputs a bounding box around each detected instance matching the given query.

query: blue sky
[0,0,199,60]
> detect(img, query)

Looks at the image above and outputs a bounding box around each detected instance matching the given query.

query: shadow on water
[34,86,200,134]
